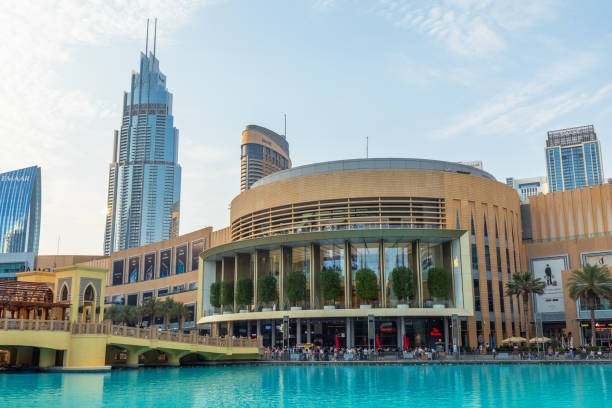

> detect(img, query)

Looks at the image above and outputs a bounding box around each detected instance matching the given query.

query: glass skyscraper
[545,125,603,192]
[104,42,181,255]
[0,166,41,254]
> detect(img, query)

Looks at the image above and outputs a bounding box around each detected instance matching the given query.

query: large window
[420,242,450,307]
[292,246,311,305]
[350,242,380,305]
[384,242,413,307]
[320,244,345,307]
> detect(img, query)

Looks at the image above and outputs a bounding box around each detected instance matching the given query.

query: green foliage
[391,266,414,303]
[103,304,137,326]
[286,271,307,305]
[505,271,546,341]
[320,268,341,303]
[236,278,254,307]
[427,267,451,299]
[220,281,234,307]
[210,281,221,309]
[258,275,277,304]
[355,268,378,302]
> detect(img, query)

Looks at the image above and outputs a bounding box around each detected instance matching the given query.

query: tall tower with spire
[104,19,181,255]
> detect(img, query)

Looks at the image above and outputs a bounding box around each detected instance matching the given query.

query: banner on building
[176,244,187,275]
[583,251,612,268]
[128,256,140,283]
[143,252,156,281]
[529,255,568,313]
[160,248,171,278]
[191,240,204,272]
[112,259,124,285]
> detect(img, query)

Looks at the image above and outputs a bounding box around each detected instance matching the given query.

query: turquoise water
[0,364,610,407]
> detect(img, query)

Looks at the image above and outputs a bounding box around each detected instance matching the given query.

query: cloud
[375,0,559,57]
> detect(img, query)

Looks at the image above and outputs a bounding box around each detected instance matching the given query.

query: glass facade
[0,166,41,254]
[240,125,290,191]
[384,242,413,307]
[104,50,181,255]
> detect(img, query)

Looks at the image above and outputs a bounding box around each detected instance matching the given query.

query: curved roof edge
[245,125,289,155]
[251,158,496,188]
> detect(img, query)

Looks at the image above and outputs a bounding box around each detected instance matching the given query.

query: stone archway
[81,284,96,323]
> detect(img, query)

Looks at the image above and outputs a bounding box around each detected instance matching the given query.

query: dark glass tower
[104,21,181,255]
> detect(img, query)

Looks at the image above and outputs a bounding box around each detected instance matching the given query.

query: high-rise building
[505,176,549,202]
[0,166,41,254]
[104,21,181,256]
[240,125,291,191]
[545,125,603,192]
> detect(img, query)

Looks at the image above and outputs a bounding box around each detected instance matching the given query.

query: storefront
[579,321,612,347]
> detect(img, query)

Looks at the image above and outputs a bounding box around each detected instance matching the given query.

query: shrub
[286,271,307,305]
[355,268,378,304]
[235,278,253,308]
[321,268,341,304]
[210,282,221,309]
[391,266,414,303]
[258,275,277,305]
[428,267,450,299]
[220,280,234,307]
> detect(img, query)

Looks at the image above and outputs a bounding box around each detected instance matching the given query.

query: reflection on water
[0,364,610,407]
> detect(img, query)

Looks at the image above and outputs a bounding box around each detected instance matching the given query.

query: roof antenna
[284,114,287,137]
[153,18,157,58]
[145,18,149,55]
[366,136,369,158]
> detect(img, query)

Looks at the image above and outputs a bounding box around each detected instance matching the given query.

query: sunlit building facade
[104,48,181,255]
[240,125,290,191]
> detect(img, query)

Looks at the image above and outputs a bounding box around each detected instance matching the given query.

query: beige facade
[34,255,103,271]
[240,125,291,191]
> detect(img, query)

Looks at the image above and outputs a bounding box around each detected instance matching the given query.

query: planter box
[397,304,409,309]
[433,304,446,309]
[223,311,233,315]
[261,307,273,312]
[239,309,249,313]
[359,304,372,309]
[290,306,302,311]
[323,305,336,310]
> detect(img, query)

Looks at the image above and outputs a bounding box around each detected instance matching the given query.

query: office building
[104,23,181,255]
[505,176,549,202]
[240,125,290,191]
[545,125,603,192]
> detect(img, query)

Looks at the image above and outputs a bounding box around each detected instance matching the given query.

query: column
[39,348,56,368]
[253,251,259,309]
[279,247,289,310]
[234,254,239,312]
[247,320,252,337]
[296,319,302,344]
[379,240,385,308]
[344,241,352,309]
[346,317,353,348]
[306,319,311,343]
[271,320,276,347]
[400,316,406,349]
[310,243,321,309]
[397,317,402,349]
[256,320,261,338]
[444,317,449,353]
[413,241,423,307]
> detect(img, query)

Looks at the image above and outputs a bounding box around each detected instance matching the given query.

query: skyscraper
[545,125,603,192]
[104,20,181,256]
[0,166,41,254]
[505,176,549,202]
[240,125,291,191]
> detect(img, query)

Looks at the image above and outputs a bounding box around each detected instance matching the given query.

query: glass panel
[420,242,447,307]
[320,244,345,307]
[292,246,311,307]
[350,242,380,306]
[384,242,413,307]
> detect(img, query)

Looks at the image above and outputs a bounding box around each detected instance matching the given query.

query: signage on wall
[112,259,124,285]
[191,240,204,271]
[160,249,171,278]
[584,252,612,268]
[128,256,140,283]
[143,253,155,281]
[175,244,187,275]
[530,255,568,314]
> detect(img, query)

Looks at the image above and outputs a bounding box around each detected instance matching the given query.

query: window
[157,287,169,297]
[127,293,138,306]
[188,281,198,290]
[172,284,185,293]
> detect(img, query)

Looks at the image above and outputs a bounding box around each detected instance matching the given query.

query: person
[492,347,497,359]
[545,264,553,286]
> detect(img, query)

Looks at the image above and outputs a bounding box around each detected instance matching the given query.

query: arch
[83,284,96,302]
[60,284,69,302]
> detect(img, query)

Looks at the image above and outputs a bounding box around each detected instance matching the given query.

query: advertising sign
[128,256,140,283]
[176,244,187,275]
[160,249,171,278]
[584,252,612,268]
[143,253,156,281]
[191,240,204,271]
[530,256,568,313]
[112,259,124,285]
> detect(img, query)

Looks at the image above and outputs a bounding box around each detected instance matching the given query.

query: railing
[0,319,262,349]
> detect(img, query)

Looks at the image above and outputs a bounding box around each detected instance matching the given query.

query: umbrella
[501,337,527,344]
[403,335,409,351]
[335,335,340,350]
[376,334,381,349]
[529,337,552,344]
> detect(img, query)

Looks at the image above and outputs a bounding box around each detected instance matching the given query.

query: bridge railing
[0,318,70,331]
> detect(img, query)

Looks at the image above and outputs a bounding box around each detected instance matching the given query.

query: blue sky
[1,0,611,254]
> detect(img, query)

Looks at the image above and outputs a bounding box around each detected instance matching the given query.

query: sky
[1,0,611,255]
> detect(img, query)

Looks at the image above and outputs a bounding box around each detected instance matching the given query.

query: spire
[145,18,149,55]
[153,18,157,58]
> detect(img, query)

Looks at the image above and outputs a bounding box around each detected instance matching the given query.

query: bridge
[0,319,262,371]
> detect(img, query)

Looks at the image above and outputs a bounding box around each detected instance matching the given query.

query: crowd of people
[263,346,441,361]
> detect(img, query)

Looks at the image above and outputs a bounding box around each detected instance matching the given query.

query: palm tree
[568,263,612,346]
[160,298,176,330]
[153,299,167,329]
[141,298,158,327]
[135,305,146,327]
[170,301,191,331]
[506,271,545,342]
[104,305,120,324]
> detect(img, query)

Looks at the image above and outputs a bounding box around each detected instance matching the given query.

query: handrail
[0,318,262,348]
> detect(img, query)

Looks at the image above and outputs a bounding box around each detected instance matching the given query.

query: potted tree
[391,266,413,308]
[220,280,234,314]
[321,268,341,309]
[355,268,378,308]
[210,282,221,315]
[258,275,277,311]
[287,271,307,310]
[428,267,451,308]
[236,278,254,313]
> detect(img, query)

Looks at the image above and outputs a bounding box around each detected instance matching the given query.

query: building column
[413,241,423,307]
[253,251,259,310]
[379,240,385,308]
[271,320,276,347]
[400,316,406,349]
[444,317,449,353]
[256,320,261,338]
[234,254,239,312]
[344,241,352,309]
[39,348,56,368]
[279,247,290,310]
[247,320,252,337]
[346,317,353,348]
[310,244,321,309]
[296,319,302,344]
[306,319,311,344]
[397,317,402,349]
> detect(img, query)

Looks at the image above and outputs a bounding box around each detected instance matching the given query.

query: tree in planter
[427,267,451,304]
[355,268,378,306]
[391,266,414,305]
[258,275,277,309]
[287,271,307,307]
[236,278,254,310]
[321,268,341,306]
[210,282,222,312]
[220,280,235,312]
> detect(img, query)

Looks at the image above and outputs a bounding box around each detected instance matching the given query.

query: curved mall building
[197,158,525,349]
